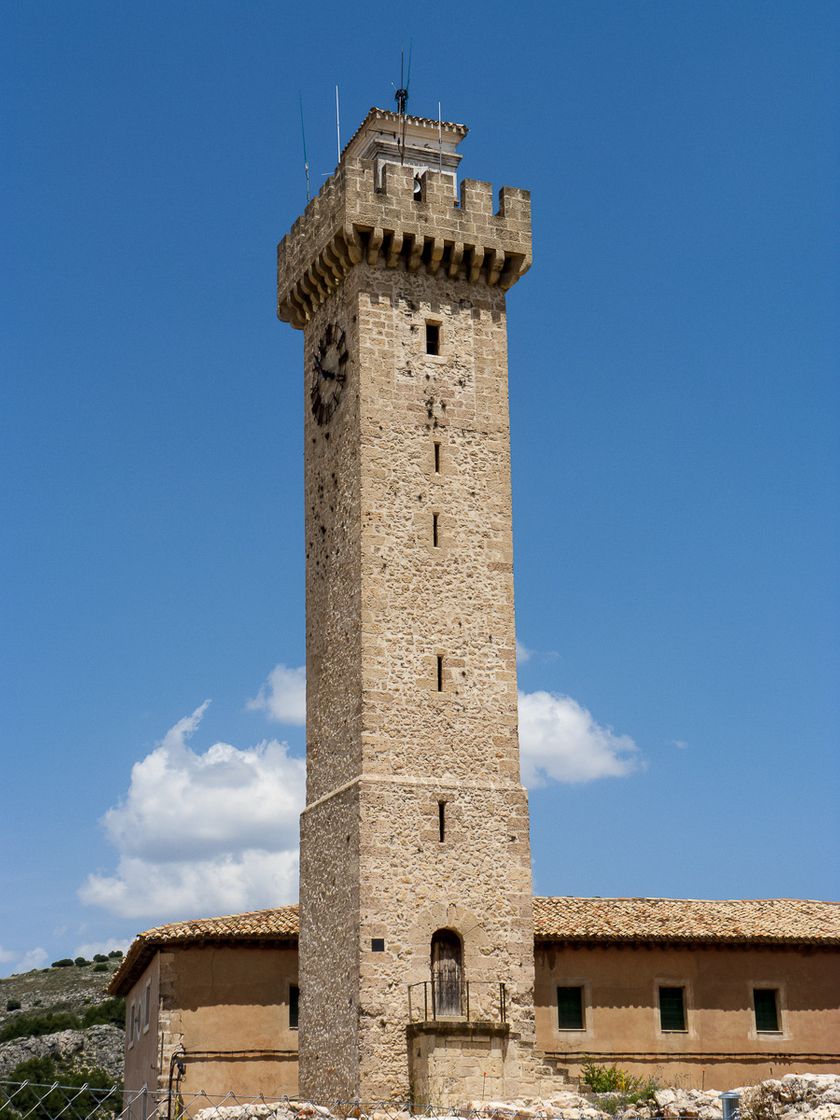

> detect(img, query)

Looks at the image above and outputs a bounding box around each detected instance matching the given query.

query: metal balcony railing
[407,979,507,1025]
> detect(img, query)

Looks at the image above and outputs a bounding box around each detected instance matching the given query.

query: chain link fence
[0,1086,571,1120]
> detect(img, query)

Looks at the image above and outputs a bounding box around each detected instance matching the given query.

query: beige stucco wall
[155,945,299,1100]
[124,952,160,1091]
[534,941,840,1089]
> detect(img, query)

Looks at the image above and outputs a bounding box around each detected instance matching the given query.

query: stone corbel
[343,223,363,265]
[407,234,424,273]
[288,285,310,327]
[386,230,404,268]
[427,237,444,276]
[322,240,345,282]
[367,227,384,266]
[485,247,504,286]
[448,242,464,279]
[468,245,485,284]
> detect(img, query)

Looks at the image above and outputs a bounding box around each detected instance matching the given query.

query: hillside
[0,956,124,1083]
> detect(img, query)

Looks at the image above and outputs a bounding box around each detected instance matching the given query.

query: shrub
[6,999,22,1012]
[107,950,123,959]
[0,1009,78,1043]
[0,997,125,1043]
[581,1060,657,1100]
[92,954,108,963]
[81,996,125,1029]
[2,1055,119,1119]
[93,963,108,972]
[74,957,90,967]
[51,959,73,968]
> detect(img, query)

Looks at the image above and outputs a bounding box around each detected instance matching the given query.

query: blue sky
[2,0,838,975]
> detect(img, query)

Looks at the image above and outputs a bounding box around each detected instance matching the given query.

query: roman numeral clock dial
[310,323,348,426]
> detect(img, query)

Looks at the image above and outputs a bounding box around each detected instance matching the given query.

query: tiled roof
[110,896,840,995]
[533,896,840,946]
[109,905,299,994]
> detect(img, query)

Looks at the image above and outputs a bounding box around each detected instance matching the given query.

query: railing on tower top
[407,979,507,1025]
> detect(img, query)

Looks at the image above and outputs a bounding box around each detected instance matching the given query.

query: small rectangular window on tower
[371,938,385,953]
[438,801,446,842]
[433,441,441,473]
[432,512,439,547]
[426,322,440,355]
[436,654,444,692]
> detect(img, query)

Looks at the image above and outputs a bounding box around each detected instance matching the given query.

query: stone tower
[277,108,535,1105]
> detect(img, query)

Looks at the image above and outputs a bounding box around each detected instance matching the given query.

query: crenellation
[278,142,532,329]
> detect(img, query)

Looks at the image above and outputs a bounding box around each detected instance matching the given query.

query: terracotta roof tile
[109,905,299,994]
[110,896,840,995]
[533,896,840,945]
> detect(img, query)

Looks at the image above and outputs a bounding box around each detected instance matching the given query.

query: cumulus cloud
[79,703,305,921]
[0,946,48,977]
[247,664,306,725]
[515,640,532,664]
[518,691,641,786]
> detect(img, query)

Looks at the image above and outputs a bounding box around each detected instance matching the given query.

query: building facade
[113,897,840,1099]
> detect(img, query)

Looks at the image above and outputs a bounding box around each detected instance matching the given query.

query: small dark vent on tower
[438,801,446,842]
[432,512,439,547]
[436,654,444,692]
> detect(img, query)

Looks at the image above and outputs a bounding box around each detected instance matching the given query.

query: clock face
[310,324,348,426]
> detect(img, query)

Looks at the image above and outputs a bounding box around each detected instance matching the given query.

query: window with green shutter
[754,989,780,1032]
[659,986,686,1031]
[557,986,584,1030]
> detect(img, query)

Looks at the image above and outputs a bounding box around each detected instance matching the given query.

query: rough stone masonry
[277,107,539,1104]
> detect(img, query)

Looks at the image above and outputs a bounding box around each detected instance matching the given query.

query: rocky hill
[0,956,125,1083]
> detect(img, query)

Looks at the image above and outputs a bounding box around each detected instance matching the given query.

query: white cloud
[673,739,689,750]
[0,946,48,977]
[79,702,305,922]
[247,664,306,726]
[518,690,641,786]
[515,640,532,664]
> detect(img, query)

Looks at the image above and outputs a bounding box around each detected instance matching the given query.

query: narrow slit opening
[432,512,439,547]
[436,654,443,692]
[438,801,446,842]
[433,441,441,473]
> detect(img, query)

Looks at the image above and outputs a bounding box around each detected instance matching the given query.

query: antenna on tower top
[394,43,412,163]
[298,92,311,203]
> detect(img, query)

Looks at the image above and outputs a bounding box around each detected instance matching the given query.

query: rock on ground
[191,1080,840,1120]
[740,1073,840,1119]
[0,1024,124,1081]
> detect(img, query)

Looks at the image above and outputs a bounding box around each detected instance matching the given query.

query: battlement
[277,157,532,329]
